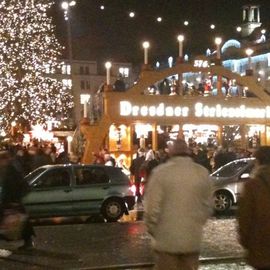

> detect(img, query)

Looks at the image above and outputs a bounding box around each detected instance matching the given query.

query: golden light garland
[0,0,74,131]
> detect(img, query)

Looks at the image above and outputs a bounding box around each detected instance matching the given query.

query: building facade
[53,60,136,127]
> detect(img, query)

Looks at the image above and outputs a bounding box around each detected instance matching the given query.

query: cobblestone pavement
[0,217,254,269]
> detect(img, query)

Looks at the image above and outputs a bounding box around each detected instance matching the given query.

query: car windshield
[212,161,249,178]
[25,167,47,183]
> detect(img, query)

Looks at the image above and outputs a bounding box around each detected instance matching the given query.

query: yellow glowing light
[142,41,150,49]
[31,124,54,141]
[105,61,112,69]
[0,1,74,131]
[236,26,242,32]
[67,136,73,142]
[246,48,254,56]
[215,37,222,45]
[177,35,184,42]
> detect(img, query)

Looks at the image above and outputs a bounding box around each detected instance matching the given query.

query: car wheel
[214,191,233,213]
[101,198,124,222]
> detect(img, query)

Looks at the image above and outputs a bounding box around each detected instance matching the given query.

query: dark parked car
[22,164,135,222]
[211,158,255,213]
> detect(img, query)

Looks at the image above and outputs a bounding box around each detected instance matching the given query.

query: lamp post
[61,1,76,65]
[214,37,222,96]
[215,37,222,61]
[81,94,90,118]
[11,121,16,137]
[177,35,184,63]
[67,135,73,154]
[105,61,112,85]
[142,41,150,66]
[61,1,76,124]
[245,48,254,76]
[246,48,254,70]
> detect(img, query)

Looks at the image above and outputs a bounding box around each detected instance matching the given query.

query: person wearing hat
[144,139,213,270]
[238,146,270,270]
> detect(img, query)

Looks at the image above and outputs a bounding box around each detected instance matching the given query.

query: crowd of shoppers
[0,142,71,177]
[1,137,269,269]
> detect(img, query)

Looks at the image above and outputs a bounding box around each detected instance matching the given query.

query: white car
[211,158,255,213]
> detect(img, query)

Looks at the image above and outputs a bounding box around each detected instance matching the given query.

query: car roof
[210,157,255,176]
[37,164,121,170]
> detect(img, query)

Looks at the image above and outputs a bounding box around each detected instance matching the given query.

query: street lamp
[142,41,150,65]
[177,35,184,60]
[215,37,222,60]
[11,121,16,137]
[61,1,76,124]
[61,1,76,60]
[67,135,73,154]
[105,61,112,85]
[246,48,254,75]
[236,26,242,32]
[214,37,222,96]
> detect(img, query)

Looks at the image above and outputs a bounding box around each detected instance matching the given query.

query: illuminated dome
[221,39,241,54]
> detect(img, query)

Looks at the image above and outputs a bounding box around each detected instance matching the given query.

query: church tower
[241,4,262,37]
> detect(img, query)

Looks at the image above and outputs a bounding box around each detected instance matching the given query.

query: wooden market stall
[80,60,270,164]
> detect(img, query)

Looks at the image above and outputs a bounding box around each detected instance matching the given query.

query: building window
[85,66,90,75]
[81,80,85,90]
[86,81,90,89]
[80,66,84,75]
[119,67,129,78]
[62,79,72,88]
[61,64,71,75]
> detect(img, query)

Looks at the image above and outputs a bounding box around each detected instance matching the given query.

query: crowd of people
[91,142,253,204]
[0,142,71,177]
[1,138,270,269]
[145,76,243,98]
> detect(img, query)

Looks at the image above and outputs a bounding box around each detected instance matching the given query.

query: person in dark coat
[238,146,270,269]
[0,151,35,249]
[129,148,145,203]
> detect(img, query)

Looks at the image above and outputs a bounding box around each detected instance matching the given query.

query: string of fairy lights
[87,2,259,34]
[0,0,73,133]
[97,3,219,31]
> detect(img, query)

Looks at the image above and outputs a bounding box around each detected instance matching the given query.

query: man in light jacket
[144,139,213,270]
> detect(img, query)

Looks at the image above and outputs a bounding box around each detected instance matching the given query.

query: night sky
[52,0,270,64]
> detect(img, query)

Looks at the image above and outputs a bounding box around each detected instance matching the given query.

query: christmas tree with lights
[0,0,73,132]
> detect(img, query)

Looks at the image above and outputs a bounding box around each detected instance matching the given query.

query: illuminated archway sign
[120,101,189,117]
[120,101,270,119]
